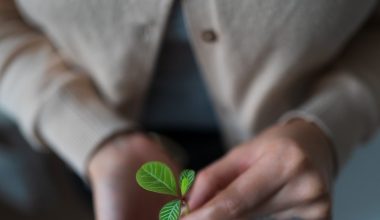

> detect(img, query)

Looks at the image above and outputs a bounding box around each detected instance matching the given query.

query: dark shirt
[141,2,218,131]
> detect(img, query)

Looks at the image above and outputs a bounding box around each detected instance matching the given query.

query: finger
[188,148,248,209]
[183,157,287,220]
[269,196,332,220]
[253,170,328,217]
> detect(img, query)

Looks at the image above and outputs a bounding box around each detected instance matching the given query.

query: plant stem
[181,200,190,216]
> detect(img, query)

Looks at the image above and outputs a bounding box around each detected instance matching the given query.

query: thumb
[188,148,247,210]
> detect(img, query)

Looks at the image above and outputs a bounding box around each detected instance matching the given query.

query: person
[0,0,379,219]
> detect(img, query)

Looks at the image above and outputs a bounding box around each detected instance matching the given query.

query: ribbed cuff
[36,79,137,177]
[280,73,379,171]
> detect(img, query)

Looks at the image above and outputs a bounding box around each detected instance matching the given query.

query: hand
[183,119,336,220]
[88,132,181,220]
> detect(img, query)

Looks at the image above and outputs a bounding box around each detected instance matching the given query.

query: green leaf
[136,161,178,196]
[159,200,181,220]
[179,169,196,196]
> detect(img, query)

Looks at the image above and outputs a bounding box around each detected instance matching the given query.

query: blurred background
[333,131,380,220]
[1,113,380,220]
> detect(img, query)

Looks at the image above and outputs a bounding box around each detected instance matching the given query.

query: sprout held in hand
[136,161,196,220]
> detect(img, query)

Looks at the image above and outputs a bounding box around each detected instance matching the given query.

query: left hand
[182,119,336,220]
[88,132,181,220]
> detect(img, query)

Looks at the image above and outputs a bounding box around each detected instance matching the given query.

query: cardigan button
[201,29,218,43]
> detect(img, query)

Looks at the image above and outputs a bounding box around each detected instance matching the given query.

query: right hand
[183,120,333,220]
[88,132,181,220]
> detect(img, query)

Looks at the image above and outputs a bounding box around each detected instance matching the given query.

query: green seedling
[136,161,196,220]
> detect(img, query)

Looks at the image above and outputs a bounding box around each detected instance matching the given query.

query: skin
[88,133,181,220]
[88,119,335,220]
[183,119,335,220]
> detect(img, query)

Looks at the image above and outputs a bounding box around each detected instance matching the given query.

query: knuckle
[320,203,332,218]
[302,173,327,201]
[291,146,308,167]
[312,200,332,219]
[284,142,309,176]
[196,169,221,190]
[128,133,154,146]
[197,170,212,185]
[220,196,245,218]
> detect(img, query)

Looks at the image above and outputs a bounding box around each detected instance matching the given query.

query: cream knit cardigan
[0,0,379,176]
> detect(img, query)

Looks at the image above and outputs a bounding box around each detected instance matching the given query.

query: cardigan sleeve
[281,4,380,171]
[0,0,137,177]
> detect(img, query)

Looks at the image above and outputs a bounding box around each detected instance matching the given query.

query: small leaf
[179,169,196,196]
[159,200,181,220]
[136,161,178,196]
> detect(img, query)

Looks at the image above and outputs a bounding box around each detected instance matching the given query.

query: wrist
[87,132,153,182]
[281,119,337,186]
